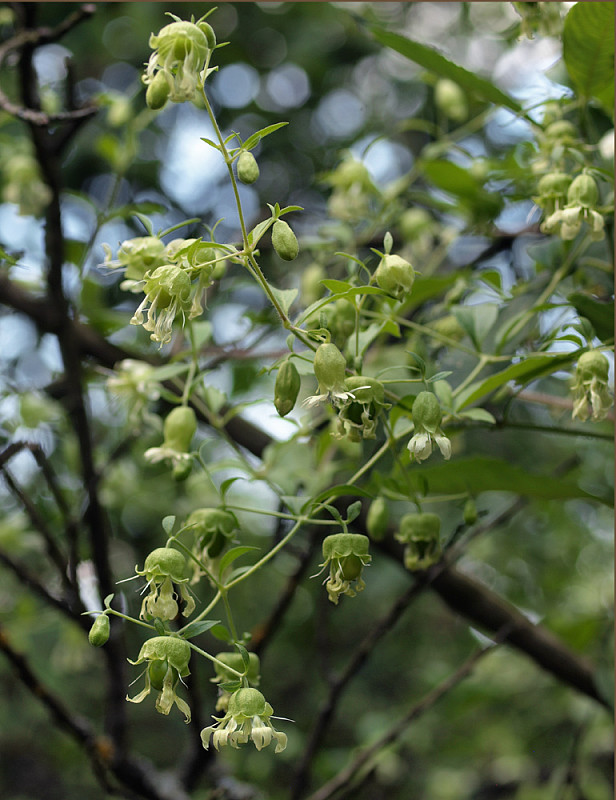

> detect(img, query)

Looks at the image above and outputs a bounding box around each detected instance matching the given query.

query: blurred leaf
[453,303,499,350]
[219,546,260,578]
[371,26,523,114]
[270,285,298,316]
[243,122,288,151]
[568,292,614,342]
[456,353,575,409]
[563,2,615,101]
[161,515,175,535]
[209,624,232,643]
[407,457,612,505]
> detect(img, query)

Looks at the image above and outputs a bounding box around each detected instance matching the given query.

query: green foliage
[0,3,612,800]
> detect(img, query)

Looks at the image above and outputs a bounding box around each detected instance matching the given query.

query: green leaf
[321,278,352,294]
[203,385,227,414]
[407,456,612,505]
[234,642,250,669]
[345,500,363,524]
[103,594,114,609]
[219,546,260,578]
[563,2,615,101]
[220,476,243,499]
[209,624,232,643]
[371,26,522,114]
[458,407,496,424]
[161,515,176,535]
[243,121,288,151]
[456,353,575,409]
[269,285,298,316]
[181,619,221,639]
[453,304,499,350]
[568,292,614,342]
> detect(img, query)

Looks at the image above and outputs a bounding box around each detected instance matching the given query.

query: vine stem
[198,80,316,352]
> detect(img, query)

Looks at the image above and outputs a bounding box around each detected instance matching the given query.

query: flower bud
[237,151,260,184]
[146,70,171,110]
[272,219,299,261]
[374,254,415,298]
[163,406,197,453]
[274,360,301,417]
[88,614,110,647]
[536,172,571,199]
[366,496,389,541]
[412,392,442,431]
[313,343,346,393]
[434,78,468,122]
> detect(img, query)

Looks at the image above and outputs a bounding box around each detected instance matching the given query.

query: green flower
[127,636,192,722]
[374,254,415,299]
[135,547,195,621]
[572,351,613,422]
[396,513,442,571]
[541,174,604,242]
[103,236,168,289]
[143,15,215,107]
[131,264,193,345]
[318,533,371,605]
[211,652,261,712]
[304,343,354,408]
[336,376,389,441]
[201,688,287,753]
[186,507,238,577]
[407,392,451,462]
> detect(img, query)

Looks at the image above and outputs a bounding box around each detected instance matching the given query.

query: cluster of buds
[540,173,605,242]
[143,14,216,109]
[201,687,287,753]
[185,507,238,578]
[407,391,451,463]
[395,512,442,571]
[134,546,195,621]
[104,235,227,346]
[127,636,192,722]
[571,351,613,422]
[317,533,371,605]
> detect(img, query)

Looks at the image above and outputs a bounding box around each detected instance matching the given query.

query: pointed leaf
[270,285,298,316]
[210,624,232,643]
[162,516,176,535]
[243,122,289,151]
[563,2,615,100]
[219,546,260,578]
[181,619,221,639]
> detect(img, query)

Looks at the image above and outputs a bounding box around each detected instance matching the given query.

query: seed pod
[237,151,260,184]
[274,360,301,417]
[366,496,389,541]
[148,659,170,691]
[146,71,170,110]
[88,614,110,647]
[272,220,299,261]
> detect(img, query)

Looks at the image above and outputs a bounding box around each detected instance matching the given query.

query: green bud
[374,254,415,298]
[237,151,260,184]
[272,219,299,261]
[396,512,442,571]
[366,496,389,541]
[88,614,110,647]
[313,343,346,393]
[146,71,170,110]
[536,172,571,198]
[213,652,261,686]
[274,360,301,417]
[434,79,468,122]
[412,392,442,432]
[163,406,197,452]
[463,498,478,526]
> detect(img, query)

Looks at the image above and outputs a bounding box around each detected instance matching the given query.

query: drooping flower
[201,688,287,753]
[336,376,389,441]
[317,533,371,605]
[130,264,193,345]
[396,512,442,571]
[102,236,168,291]
[374,253,415,299]
[407,391,451,463]
[143,15,216,107]
[135,546,195,621]
[541,173,605,242]
[127,636,192,722]
[144,406,197,467]
[571,350,613,422]
[185,507,238,579]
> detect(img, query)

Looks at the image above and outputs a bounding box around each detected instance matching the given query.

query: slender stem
[452,354,489,399]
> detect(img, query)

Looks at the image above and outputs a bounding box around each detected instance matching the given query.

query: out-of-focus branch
[306,634,506,800]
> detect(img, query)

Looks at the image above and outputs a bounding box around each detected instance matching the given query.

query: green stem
[187,641,244,678]
[452,354,490,399]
